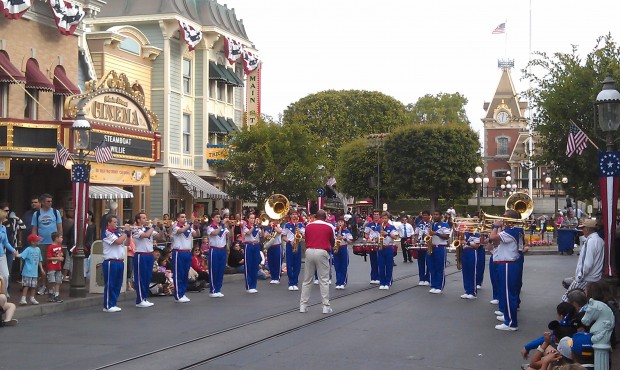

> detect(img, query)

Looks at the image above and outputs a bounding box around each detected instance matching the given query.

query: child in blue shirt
[20,234,45,305]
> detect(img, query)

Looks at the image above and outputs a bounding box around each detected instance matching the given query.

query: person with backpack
[31,194,62,296]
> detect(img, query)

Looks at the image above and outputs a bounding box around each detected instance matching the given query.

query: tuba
[263,194,289,249]
[505,192,534,219]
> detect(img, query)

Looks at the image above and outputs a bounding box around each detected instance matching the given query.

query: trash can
[88,240,128,294]
[557,229,578,254]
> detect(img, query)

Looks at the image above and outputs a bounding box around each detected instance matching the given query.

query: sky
[222,0,620,137]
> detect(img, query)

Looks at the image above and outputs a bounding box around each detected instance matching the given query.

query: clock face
[496,111,510,124]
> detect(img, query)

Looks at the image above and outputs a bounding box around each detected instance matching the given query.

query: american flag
[566,122,589,157]
[52,142,71,168]
[492,22,506,34]
[598,152,620,276]
[94,141,113,163]
[72,163,90,255]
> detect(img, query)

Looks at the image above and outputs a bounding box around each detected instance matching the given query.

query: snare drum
[367,243,379,252]
[352,244,367,256]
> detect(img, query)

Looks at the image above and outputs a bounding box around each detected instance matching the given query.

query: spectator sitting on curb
[0,276,17,326]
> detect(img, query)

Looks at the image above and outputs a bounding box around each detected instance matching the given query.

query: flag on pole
[492,22,506,34]
[599,152,620,276]
[94,141,114,163]
[566,122,589,157]
[317,187,325,211]
[72,163,90,256]
[52,142,70,167]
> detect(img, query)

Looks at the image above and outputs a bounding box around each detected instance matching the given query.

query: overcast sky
[222,0,619,136]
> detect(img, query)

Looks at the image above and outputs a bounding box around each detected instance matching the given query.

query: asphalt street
[0,251,577,370]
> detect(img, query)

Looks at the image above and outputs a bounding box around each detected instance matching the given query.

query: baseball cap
[570,332,593,356]
[577,219,597,229]
[27,234,42,243]
[556,336,573,359]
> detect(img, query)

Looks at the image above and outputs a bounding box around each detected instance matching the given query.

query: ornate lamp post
[468,166,489,212]
[545,175,568,218]
[367,134,386,210]
[69,109,91,298]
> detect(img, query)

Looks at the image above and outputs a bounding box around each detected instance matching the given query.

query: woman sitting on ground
[0,276,17,326]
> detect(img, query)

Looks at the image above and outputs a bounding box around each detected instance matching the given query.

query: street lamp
[545,175,568,220]
[468,166,489,212]
[367,134,386,210]
[69,109,91,298]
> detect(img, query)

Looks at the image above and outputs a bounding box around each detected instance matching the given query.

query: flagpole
[527,2,533,197]
[570,119,600,150]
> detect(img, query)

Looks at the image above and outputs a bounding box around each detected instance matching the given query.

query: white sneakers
[292,286,299,291]
[288,286,295,291]
[269,280,280,284]
[494,310,503,316]
[322,306,333,314]
[490,299,499,305]
[20,297,40,305]
[136,300,154,308]
[209,292,224,298]
[476,285,482,289]
[247,289,258,294]
[429,288,442,294]
[496,315,505,322]
[299,305,308,313]
[175,295,190,303]
[370,280,380,285]
[313,279,319,285]
[495,324,518,331]
[335,285,345,290]
[460,294,476,299]
[103,306,121,313]
[379,285,390,290]
[418,281,430,286]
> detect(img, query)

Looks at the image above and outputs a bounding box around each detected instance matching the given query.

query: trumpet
[202,215,209,223]
[479,211,529,232]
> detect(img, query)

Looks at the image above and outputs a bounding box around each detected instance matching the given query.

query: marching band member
[170,212,199,302]
[489,209,523,331]
[264,220,283,284]
[399,215,414,263]
[364,210,382,285]
[102,215,129,313]
[460,227,480,300]
[243,213,262,293]
[427,211,450,294]
[132,213,157,308]
[207,212,228,297]
[283,209,305,291]
[377,212,399,290]
[333,216,353,289]
[414,211,431,286]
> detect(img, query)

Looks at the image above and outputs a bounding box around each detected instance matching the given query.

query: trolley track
[95,266,461,369]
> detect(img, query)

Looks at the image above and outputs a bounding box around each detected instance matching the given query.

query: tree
[215,121,328,204]
[524,34,620,201]
[383,124,481,211]
[406,92,470,125]
[282,90,408,171]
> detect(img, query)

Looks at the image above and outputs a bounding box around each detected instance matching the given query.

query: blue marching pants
[476,246,486,287]
[489,255,500,301]
[497,261,520,328]
[267,245,282,281]
[332,247,349,287]
[244,243,261,290]
[377,246,394,286]
[208,248,226,294]
[427,246,446,290]
[369,250,379,282]
[172,250,192,300]
[461,248,477,296]
[285,243,302,287]
[134,253,154,304]
[416,249,429,282]
[103,260,124,309]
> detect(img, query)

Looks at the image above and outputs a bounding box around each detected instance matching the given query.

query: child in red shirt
[46,232,64,303]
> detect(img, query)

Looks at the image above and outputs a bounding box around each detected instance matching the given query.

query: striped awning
[170,170,229,200]
[89,186,134,199]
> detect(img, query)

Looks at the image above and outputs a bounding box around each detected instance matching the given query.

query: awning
[226,118,240,132]
[220,67,243,87]
[0,51,25,84]
[208,61,228,82]
[217,116,235,134]
[208,114,228,134]
[89,186,135,200]
[53,66,81,95]
[25,59,54,91]
[170,170,229,200]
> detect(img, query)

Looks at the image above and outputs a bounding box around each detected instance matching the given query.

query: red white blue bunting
[224,36,242,64]
[178,19,202,51]
[0,0,31,20]
[49,0,85,36]
[242,50,260,74]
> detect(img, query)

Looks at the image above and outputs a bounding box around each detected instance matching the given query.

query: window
[183,114,191,153]
[24,88,38,119]
[183,59,191,95]
[0,83,7,118]
[53,95,65,120]
[226,85,233,104]
[217,82,225,101]
[119,37,140,55]
[209,80,216,98]
[496,137,508,155]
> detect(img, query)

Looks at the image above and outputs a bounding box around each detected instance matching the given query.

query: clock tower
[481,59,535,194]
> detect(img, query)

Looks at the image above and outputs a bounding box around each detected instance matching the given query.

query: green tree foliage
[281,90,408,170]
[406,92,470,125]
[524,35,620,201]
[383,124,481,211]
[216,121,328,203]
